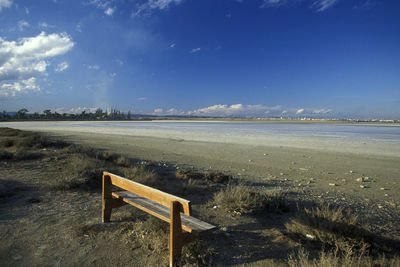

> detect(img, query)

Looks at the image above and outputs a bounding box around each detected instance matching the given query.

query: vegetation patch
[212,184,288,215]
[176,169,232,184]
[288,246,400,267]
[284,204,400,257]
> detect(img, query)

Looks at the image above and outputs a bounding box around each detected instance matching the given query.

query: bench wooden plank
[113,191,216,233]
[105,171,192,215]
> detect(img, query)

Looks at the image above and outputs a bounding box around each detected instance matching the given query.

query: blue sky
[0,0,399,118]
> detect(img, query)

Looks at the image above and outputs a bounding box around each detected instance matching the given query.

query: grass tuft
[212,184,288,215]
[284,205,378,254]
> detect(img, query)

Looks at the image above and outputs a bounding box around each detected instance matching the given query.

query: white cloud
[76,23,82,33]
[0,77,39,97]
[88,65,100,70]
[313,108,332,114]
[0,0,12,12]
[104,6,116,16]
[18,20,30,31]
[137,97,147,100]
[55,61,69,72]
[261,0,286,8]
[0,32,74,97]
[191,47,201,53]
[25,7,29,14]
[169,43,176,48]
[151,104,333,118]
[312,0,340,12]
[132,0,184,17]
[38,22,55,29]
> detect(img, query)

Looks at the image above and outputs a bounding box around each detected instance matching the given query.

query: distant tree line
[0,108,152,121]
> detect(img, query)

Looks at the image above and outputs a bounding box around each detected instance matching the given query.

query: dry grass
[121,166,162,188]
[212,184,288,215]
[176,169,232,184]
[288,246,400,267]
[284,205,377,254]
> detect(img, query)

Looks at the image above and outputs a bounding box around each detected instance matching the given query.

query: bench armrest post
[102,173,112,222]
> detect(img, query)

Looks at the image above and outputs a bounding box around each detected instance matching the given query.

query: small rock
[378,205,383,209]
[380,188,386,190]
[356,177,364,182]
[349,170,354,174]
[305,234,315,240]
[213,205,218,209]
[329,183,337,186]
[12,255,22,261]
[299,168,308,171]
[360,185,369,189]
[342,179,346,182]
[280,173,284,176]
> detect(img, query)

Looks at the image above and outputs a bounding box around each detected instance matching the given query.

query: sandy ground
[1,122,399,209]
[0,121,398,213]
[1,124,400,266]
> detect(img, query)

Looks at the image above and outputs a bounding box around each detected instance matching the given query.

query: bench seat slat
[113,191,216,233]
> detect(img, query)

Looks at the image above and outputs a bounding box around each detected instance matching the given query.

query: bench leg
[170,201,182,267]
[102,174,112,223]
[169,201,197,267]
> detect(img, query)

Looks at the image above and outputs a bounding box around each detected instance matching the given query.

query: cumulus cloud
[0,77,39,97]
[312,0,340,12]
[169,43,176,48]
[18,20,30,31]
[55,61,69,72]
[191,47,201,53]
[151,104,333,118]
[137,97,147,100]
[0,0,12,12]
[0,32,74,97]
[104,6,116,16]
[132,0,184,17]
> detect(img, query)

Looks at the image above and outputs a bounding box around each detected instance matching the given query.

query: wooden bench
[101,171,216,266]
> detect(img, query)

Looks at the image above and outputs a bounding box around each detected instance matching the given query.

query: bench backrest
[103,171,192,215]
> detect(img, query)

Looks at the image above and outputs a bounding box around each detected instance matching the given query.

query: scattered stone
[280,173,284,176]
[342,179,346,182]
[329,183,337,186]
[12,255,22,261]
[299,168,308,171]
[378,205,383,209]
[380,187,386,190]
[305,234,316,240]
[298,183,302,186]
[213,205,218,209]
[360,185,369,189]
[349,170,355,174]
[356,177,364,182]
[385,194,389,197]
